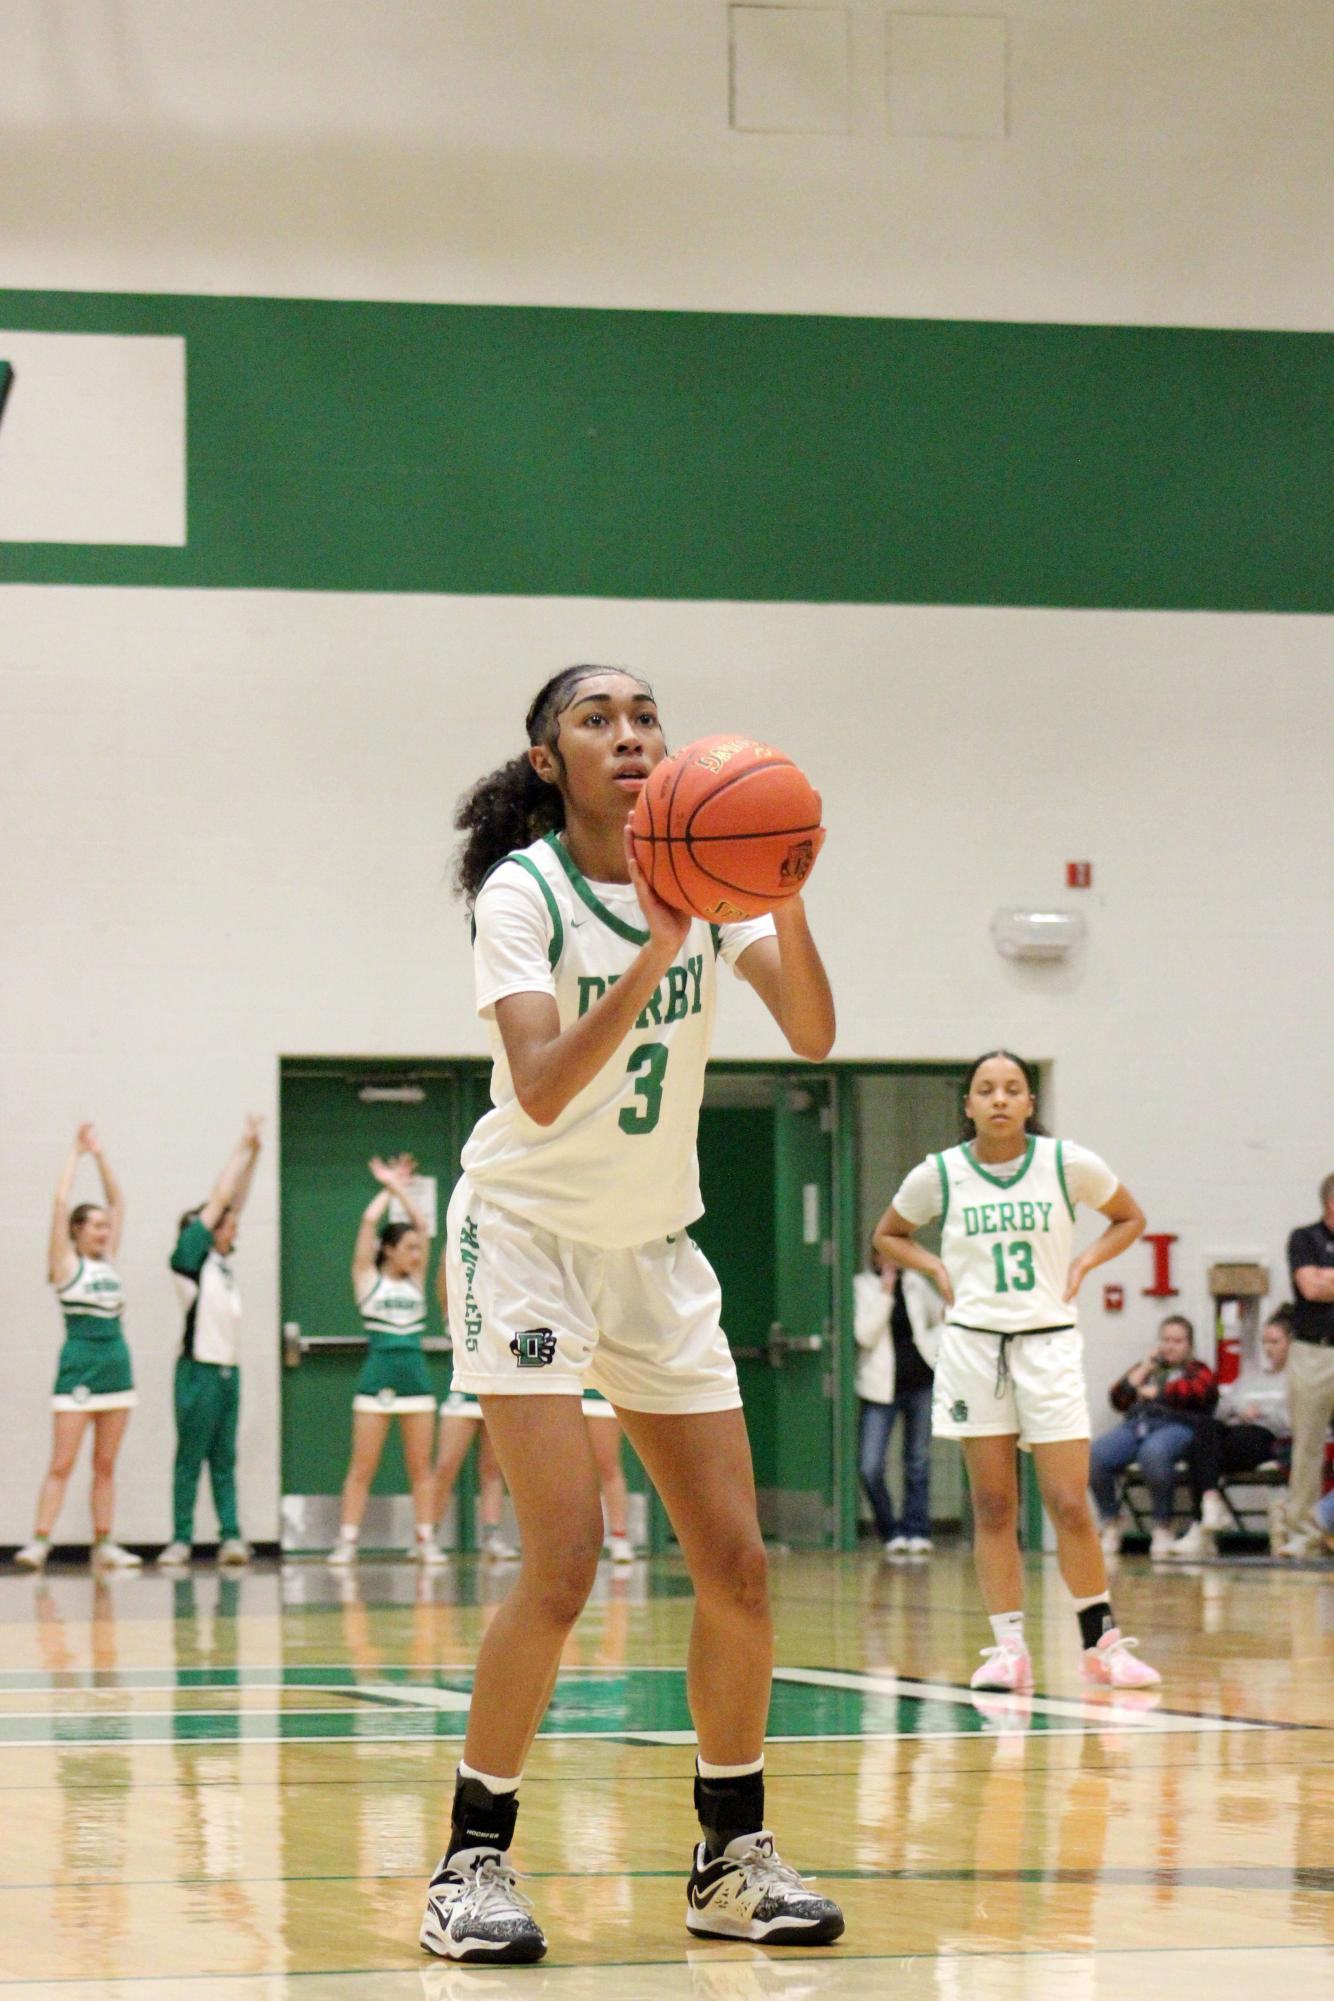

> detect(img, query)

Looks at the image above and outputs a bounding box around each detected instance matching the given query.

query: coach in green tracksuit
[157,1117,264,1569]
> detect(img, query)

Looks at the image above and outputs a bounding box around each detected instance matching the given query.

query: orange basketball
[630,735,826,921]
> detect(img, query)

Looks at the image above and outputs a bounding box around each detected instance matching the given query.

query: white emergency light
[990,908,1086,962]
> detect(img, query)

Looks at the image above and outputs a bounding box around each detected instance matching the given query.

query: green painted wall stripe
[1,289,1330,609]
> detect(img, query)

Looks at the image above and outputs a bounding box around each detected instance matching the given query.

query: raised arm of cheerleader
[86,1126,125,1257]
[201,1115,265,1230]
[734,898,835,1061]
[229,1114,264,1220]
[377,1153,430,1239]
[496,835,689,1128]
[1063,1182,1146,1302]
[48,1128,88,1285]
[352,1169,395,1297]
[872,1204,955,1309]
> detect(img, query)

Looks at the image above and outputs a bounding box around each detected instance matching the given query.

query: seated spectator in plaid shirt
[1167,1306,1293,1558]
[1089,1315,1218,1559]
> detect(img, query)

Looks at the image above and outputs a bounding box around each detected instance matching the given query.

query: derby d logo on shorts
[951,1398,969,1423]
[73,1384,91,1405]
[510,1327,557,1369]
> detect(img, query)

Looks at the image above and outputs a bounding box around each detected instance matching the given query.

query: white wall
[3,588,1332,1539]
[1,0,1330,328]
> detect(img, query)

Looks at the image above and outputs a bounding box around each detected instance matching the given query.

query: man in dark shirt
[1280,1173,1334,1555]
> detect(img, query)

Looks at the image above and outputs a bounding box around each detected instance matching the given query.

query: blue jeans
[859,1387,933,1541]
[1089,1416,1195,1525]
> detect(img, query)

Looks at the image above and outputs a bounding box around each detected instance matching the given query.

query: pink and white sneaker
[1080,1627,1160,1688]
[970,1636,1034,1692]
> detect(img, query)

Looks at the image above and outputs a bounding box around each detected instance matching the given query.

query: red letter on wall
[1142,1233,1179,1298]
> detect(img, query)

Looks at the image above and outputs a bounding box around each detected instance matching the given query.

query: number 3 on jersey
[991,1239,1036,1293]
[619,1042,668,1135]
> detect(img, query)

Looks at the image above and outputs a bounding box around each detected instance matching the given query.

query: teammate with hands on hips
[875,1052,1159,1697]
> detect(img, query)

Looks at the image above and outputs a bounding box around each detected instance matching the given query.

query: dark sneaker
[686,1830,844,1945]
[419,1847,547,1963]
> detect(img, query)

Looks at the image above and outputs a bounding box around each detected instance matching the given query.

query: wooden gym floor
[1,1544,1331,1999]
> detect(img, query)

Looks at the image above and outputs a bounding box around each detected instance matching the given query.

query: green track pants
[173,1356,241,1543]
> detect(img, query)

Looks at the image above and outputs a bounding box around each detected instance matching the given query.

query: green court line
[0,1658,1279,1747]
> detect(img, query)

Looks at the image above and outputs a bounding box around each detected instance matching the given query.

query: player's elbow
[515,1083,561,1128]
[788,1021,836,1062]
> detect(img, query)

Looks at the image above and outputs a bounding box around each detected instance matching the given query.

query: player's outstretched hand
[624,824,690,959]
[369,1154,410,1191]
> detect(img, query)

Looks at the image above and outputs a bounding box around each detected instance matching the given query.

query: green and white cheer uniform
[447,831,773,1413]
[52,1258,136,1410]
[890,1136,1118,1447]
[353,1274,436,1413]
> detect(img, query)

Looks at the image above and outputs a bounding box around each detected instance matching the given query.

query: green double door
[278,1063,486,1549]
[279,1058,845,1551]
[694,1068,845,1549]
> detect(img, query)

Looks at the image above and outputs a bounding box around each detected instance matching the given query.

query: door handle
[283,1322,302,1369]
[766,1321,824,1367]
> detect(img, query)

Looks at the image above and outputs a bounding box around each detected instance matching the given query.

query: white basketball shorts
[445,1175,741,1416]
[931,1323,1091,1448]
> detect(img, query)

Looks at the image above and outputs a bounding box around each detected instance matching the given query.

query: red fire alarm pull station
[1103,1284,1124,1312]
[1066,861,1093,888]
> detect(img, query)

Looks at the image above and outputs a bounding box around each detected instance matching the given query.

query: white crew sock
[458,1759,521,1795]
[989,1610,1026,1647]
[697,1755,765,1779]
[338,1525,358,1544]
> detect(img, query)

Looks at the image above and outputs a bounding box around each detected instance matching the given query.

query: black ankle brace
[694,1767,765,1859]
[448,1771,519,1858]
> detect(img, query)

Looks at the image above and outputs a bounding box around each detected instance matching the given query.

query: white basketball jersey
[460,832,773,1248]
[359,1276,427,1346]
[936,1137,1084,1333]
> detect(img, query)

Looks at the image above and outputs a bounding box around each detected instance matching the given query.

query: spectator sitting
[1167,1306,1293,1559]
[1089,1314,1218,1560]
[853,1244,943,1557]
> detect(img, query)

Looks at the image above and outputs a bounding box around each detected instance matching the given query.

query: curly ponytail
[453,663,654,903]
[454,752,564,903]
